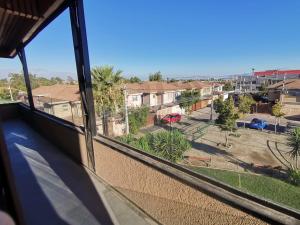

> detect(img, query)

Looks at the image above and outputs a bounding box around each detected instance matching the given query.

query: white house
[127,93,143,108]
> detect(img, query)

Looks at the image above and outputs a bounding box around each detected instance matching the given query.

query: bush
[288,169,300,186]
[128,106,149,134]
[118,130,191,162]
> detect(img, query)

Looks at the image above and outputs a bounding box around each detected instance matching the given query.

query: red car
[161,113,182,123]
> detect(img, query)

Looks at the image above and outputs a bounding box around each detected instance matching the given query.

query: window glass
[85,1,300,213]
[26,10,83,126]
[0,58,29,105]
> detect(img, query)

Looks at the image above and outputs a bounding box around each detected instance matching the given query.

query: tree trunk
[225,131,229,147]
[274,118,277,134]
[243,121,246,129]
[296,154,298,170]
[102,110,108,136]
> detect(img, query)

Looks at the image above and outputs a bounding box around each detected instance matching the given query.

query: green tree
[287,127,300,170]
[223,82,234,91]
[238,95,255,128]
[91,66,124,135]
[128,76,141,83]
[179,90,201,114]
[214,96,239,147]
[149,71,163,81]
[272,101,285,134]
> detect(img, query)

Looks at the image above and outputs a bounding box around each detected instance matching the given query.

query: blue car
[249,118,268,130]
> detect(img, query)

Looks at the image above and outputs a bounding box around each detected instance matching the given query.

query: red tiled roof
[32,84,80,102]
[254,70,300,77]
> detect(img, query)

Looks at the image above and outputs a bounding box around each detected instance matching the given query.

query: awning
[0,0,68,58]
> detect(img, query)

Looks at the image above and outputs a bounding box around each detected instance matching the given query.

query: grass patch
[189,166,300,211]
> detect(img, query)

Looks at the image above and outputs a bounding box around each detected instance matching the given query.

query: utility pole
[123,85,129,135]
[7,76,13,101]
[210,83,214,121]
[280,74,286,103]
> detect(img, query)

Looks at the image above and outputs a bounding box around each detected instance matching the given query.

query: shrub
[128,106,149,134]
[118,130,191,162]
[288,169,300,186]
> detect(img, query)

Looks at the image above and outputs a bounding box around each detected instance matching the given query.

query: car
[249,118,268,130]
[161,113,182,124]
[286,121,300,133]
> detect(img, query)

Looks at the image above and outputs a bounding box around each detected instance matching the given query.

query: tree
[128,76,141,83]
[149,71,163,81]
[287,127,300,169]
[223,82,234,91]
[214,96,239,147]
[91,66,124,135]
[272,101,285,134]
[179,90,201,114]
[258,83,268,95]
[238,95,255,128]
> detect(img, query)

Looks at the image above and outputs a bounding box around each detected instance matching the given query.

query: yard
[189,166,300,211]
[183,124,292,172]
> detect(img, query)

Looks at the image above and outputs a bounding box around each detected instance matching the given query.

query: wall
[52,103,72,118]
[2,103,295,224]
[149,93,157,106]
[18,105,89,167]
[201,87,212,96]
[163,91,175,104]
[93,139,266,225]
[127,94,142,108]
[156,105,185,119]
[191,99,209,111]
[142,94,150,106]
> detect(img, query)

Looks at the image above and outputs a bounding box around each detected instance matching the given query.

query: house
[173,80,213,97]
[32,84,83,124]
[126,81,179,108]
[212,83,224,93]
[268,79,300,118]
[267,79,300,103]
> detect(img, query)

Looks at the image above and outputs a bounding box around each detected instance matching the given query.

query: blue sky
[1,0,300,80]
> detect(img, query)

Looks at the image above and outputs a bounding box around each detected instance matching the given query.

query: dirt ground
[184,125,291,172]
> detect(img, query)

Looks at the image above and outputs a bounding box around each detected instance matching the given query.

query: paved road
[141,106,291,136]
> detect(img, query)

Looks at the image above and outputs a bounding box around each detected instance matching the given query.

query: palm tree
[287,127,300,169]
[91,66,124,135]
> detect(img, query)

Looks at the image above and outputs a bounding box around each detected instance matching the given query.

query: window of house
[132,96,138,101]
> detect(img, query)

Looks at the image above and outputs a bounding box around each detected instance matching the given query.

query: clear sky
[1,0,300,80]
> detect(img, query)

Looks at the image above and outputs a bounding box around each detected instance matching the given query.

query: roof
[0,0,67,58]
[254,70,300,77]
[173,81,212,90]
[32,84,80,102]
[267,79,300,90]
[126,81,178,94]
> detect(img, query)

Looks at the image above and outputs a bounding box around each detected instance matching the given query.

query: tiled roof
[173,81,212,90]
[255,70,300,77]
[267,79,300,90]
[32,84,80,102]
[126,81,178,94]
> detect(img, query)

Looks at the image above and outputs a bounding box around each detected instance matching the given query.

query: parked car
[286,121,300,133]
[249,118,268,130]
[161,113,181,124]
